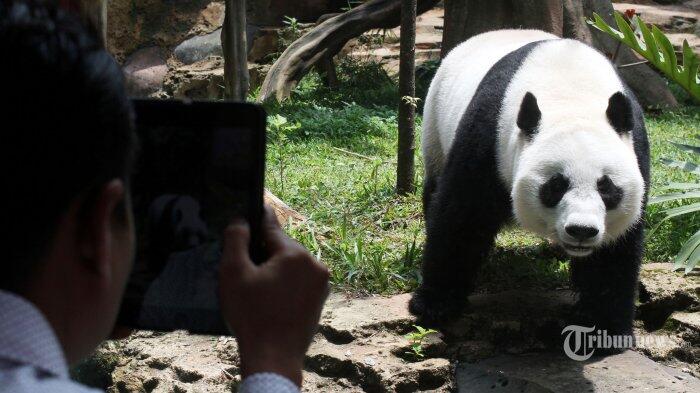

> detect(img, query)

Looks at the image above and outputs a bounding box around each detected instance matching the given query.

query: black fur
[606,92,634,134]
[539,173,570,208]
[517,91,541,139]
[410,41,651,339]
[597,175,624,210]
[410,42,541,325]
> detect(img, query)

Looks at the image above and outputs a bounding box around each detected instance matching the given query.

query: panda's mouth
[561,242,594,257]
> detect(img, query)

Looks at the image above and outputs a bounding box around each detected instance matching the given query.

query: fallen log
[258,0,440,103]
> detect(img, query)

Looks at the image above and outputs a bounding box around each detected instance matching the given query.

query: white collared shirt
[0,290,299,392]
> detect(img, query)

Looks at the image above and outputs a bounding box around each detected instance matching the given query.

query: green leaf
[652,25,679,76]
[649,201,700,238]
[661,158,700,175]
[661,201,700,219]
[670,142,700,155]
[659,182,700,191]
[648,190,700,205]
[614,12,641,52]
[685,251,700,273]
[683,40,700,98]
[637,17,659,64]
[681,237,700,273]
[674,229,700,270]
[587,12,700,102]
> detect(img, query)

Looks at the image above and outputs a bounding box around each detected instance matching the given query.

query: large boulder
[123,47,168,97]
[106,0,223,61]
[456,351,700,393]
[173,29,223,65]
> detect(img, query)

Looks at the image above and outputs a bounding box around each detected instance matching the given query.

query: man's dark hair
[0,0,136,292]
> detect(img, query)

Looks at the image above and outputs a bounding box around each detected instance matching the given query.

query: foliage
[587,12,700,102]
[404,325,438,359]
[648,138,700,273]
[645,108,700,263]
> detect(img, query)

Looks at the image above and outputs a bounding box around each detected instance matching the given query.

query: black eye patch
[598,175,623,210]
[539,174,570,208]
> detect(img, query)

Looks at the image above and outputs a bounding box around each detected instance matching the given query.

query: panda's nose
[565,225,599,241]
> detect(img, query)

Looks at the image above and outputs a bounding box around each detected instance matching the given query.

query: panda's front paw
[409,286,469,328]
[570,303,635,339]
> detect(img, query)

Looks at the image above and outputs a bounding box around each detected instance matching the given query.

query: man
[0,1,329,392]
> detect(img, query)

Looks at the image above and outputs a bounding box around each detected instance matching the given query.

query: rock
[248,27,280,63]
[637,263,700,330]
[666,32,700,55]
[106,0,217,62]
[79,293,455,392]
[443,290,575,352]
[307,330,453,392]
[164,57,225,99]
[456,351,700,392]
[123,47,168,97]
[103,330,238,393]
[78,290,700,392]
[613,3,699,33]
[669,312,700,349]
[190,2,225,37]
[173,29,223,65]
[319,293,415,343]
[163,58,269,99]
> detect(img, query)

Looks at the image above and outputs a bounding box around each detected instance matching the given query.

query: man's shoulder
[0,365,101,393]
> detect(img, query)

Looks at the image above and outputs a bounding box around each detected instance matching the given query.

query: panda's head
[511,91,645,257]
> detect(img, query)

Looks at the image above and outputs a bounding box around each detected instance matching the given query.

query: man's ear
[78,179,126,281]
[517,92,541,140]
[606,91,634,135]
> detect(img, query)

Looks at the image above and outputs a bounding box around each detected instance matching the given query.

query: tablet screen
[117,100,265,335]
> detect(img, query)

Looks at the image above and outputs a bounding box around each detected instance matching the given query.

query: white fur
[422,30,645,256]
[422,30,558,178]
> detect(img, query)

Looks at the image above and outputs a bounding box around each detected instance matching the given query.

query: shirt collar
[0,290,69,378]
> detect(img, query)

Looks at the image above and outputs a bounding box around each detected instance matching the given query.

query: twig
[331,146,397,165]
[617,60,649,69]
[221,368,235,380]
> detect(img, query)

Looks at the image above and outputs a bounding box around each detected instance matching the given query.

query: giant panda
[409,30,650,338]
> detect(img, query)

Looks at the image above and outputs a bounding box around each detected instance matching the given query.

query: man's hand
[219,207,330,387]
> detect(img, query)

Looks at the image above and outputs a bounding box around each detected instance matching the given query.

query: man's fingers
[261,205,292,254]
[221,219,254,278]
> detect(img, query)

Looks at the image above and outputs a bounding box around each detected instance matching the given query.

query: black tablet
[117,99,266,335]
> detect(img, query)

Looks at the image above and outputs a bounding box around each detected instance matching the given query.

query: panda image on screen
[409,30,650,339]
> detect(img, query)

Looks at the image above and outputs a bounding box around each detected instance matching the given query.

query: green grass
[645,107,700,262]
[260,59,700,295]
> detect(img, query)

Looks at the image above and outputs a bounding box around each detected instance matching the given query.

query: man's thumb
[220,219,254,278]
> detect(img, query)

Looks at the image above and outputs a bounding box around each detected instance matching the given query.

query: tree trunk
[222,0,250,101]
[442,0,677,108]
[258,0,440,103]
[397,0,417,195]
[442,0,563,57]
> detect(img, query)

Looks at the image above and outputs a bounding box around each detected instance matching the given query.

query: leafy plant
[648,140,700,273]
[401,96,421,109]
[587,12,700,102]
[282,16,300,34]
[405,325,438,359]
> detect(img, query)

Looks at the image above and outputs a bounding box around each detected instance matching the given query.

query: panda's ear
[606,91,634,135]
[517,92,541,140]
